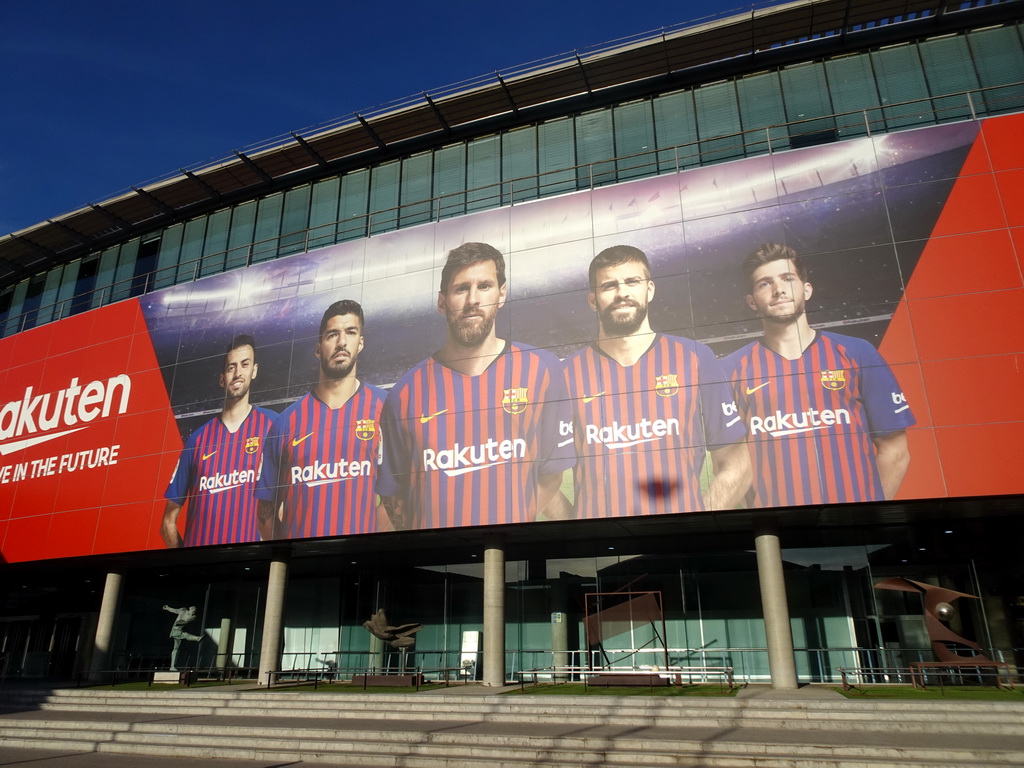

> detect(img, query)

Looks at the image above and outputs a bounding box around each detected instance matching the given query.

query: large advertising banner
[1,113,1023,563]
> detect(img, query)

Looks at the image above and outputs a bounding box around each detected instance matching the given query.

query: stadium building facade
[2,0,1023,687]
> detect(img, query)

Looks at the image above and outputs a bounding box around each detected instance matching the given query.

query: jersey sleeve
[697,343,746,448]
[851,337,916,435]
[535,353,576,477]
[375,384,411,500]
[254,412,284,502]
[164,432,196,505]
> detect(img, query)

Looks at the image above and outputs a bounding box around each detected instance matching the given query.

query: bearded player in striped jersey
[722,243,913,507]
[162,334,275,547]
[255,300,386,539]
[377,242,575,531]
[562,245,750,519]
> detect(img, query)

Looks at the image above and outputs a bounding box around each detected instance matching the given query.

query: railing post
[967,90,978,121]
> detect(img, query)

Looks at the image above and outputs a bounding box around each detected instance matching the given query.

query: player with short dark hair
[377,242,575,530]
[255,300,386,539]
[723,243,914,506]
[162,334,275,547]
[563,245,750,518]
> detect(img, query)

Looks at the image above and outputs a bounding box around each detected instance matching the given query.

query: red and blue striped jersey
[563,334,745,519]
[254,384,385,538]
[377,342,575,530]
[722,331,915,507]
[165,406,275,547]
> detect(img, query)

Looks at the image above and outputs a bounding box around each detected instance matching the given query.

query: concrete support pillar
[483,535,505,686]
[257,551,289,686]
[551,577,569,678]
[754,519,798,689]
[90,571,124,679]
[215,618,232,669]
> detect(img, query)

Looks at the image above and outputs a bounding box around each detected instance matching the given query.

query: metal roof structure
[1,0,1020,285]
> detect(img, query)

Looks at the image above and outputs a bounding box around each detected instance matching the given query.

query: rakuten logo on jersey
[200,469,256,493]
[0,375,132,456]
[749,408,851,437]
[422,438,527,477]
[585,418,679,450]
[290,459,372,488]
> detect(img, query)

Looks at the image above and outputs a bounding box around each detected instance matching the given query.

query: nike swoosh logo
[582,392,605,404]
[745,382,770,395]
[420,409,448,424]
[0,427,87,456]
[292,432,314,447]
[557,437,574,448]
[201,451,217,461]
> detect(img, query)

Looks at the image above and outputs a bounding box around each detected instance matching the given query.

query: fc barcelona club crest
[355,419,376,441]
[244,436,260,454]
[820,369,847,391]
[502,387,529,414]
[815,368,847,391]
[655,373,679,398]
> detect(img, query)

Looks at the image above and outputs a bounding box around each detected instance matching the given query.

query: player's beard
[599,298,648,336]
[223,377,251,404]
[320,353,356,380]
[448,306,497,348]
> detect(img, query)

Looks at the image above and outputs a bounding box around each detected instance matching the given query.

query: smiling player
[162,334,275,547]
[722,243,914,506]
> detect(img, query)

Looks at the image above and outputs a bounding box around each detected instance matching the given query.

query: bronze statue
[163,604,203,671]
[363,609,422,649]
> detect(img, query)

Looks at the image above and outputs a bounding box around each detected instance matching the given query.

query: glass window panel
[339,169,370,240]
[3,280,29,336]
[466,135,501,213]
[575,108,615,186]
[56,259,81,318]
[537,117,576,196]
[199,209,231,277]
[400,151,434,227]
[368,160,400,235]
[824,53,879,137]
[226,202,256,271]
[279,184,312,256]
[653,89,698,171]
[0,285,13,337]
[433,144,467,219]
[919,36,978,122]
[130,237,160,298]
[251,193,283,263]
[69,254,100,315]
[177,216,208,283]
[153,224,183,290]
[613,100,656,180]
[694,81,743,164]
[781,62,837,147]
[97,245,125,307]
[308,177,341,250]
[110,239,139,303]
[503,126,537,203]
[35,266,63,326]
[871,44,933,129]
[968,25,1024,114]
[737,71,786,153]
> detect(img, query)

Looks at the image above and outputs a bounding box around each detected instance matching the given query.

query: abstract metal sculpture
[873,577,991,662]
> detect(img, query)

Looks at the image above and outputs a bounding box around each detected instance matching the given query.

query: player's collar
[432,339,510,375]
[593,332,660,367]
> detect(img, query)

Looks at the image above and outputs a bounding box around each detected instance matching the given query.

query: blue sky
[0,0,750,237]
